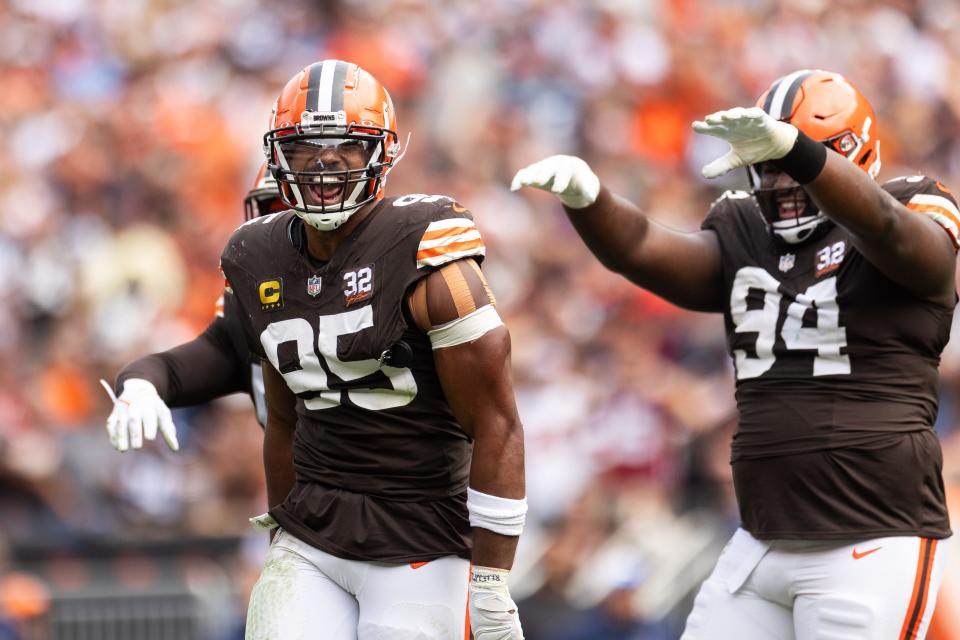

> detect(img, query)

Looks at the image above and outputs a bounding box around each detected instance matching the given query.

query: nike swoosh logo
[852,546,882,560]
[410,562,429,570]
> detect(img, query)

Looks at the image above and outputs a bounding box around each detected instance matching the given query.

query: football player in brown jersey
[103,163,284,450]
[221,60,526,640]
[513,70,955,639]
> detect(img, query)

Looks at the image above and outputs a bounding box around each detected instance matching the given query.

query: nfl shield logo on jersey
[307,275,322,297]
[779,253,796,273]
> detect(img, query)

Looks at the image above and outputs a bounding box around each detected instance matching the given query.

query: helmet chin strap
[771,213,830,244]
[301,212,343,231]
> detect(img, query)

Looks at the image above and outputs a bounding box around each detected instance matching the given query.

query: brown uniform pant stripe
[439,262,477,318]
[900,538,938,640]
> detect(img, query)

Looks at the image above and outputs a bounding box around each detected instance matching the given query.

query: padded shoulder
[884,175,960,248]
[382,194,486,269]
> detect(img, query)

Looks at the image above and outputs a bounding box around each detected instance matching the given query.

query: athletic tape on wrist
[428,305,503,350]
[771,129,827,185]
[467,487,527,537]
[471,565,510,587]
[249,512,279,531]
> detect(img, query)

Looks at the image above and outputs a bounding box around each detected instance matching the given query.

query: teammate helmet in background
[244,162,284,221]
[264,59,403,231]
[750,70,881,244]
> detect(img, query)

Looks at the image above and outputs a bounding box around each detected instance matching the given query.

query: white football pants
[245,529,470,640]
[682,528,949,640]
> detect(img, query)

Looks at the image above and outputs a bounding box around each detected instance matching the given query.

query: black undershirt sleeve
[116,316,248,406]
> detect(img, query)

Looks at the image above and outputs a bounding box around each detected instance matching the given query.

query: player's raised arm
[104,162,282,453]
[511,155,725,312]
[694,105,957,304]
[798,145,955,302]
[408,258,526,640]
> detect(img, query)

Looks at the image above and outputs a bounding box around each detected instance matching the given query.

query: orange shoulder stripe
[420,225,477,243]
[906,202,960,228]
[416,238,485,260]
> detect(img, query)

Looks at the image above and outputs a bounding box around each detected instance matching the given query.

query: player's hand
[510,155,600,209]
[692,107,799,179]
[101,378,179,453]
[469,566,524,640]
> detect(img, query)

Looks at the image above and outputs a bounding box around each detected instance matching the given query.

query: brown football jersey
[702,175,957,540]
[220,194,486,562]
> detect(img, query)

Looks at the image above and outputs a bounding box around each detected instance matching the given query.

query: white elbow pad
[428,304,503,349]
[467,487,527,537]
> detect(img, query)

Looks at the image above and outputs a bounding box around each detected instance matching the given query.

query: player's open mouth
[777,200,800,220]
[776,192,808,220]
[308,177,345,205]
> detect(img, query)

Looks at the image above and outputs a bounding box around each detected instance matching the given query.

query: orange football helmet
[750,70,881,243]
[758,69,880,177]
[264,59,403,230]
[243,162,284,221]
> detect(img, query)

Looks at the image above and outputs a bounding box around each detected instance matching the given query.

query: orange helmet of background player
[756,69,881,178]
[749,70,881,244]
[263,59,403,231]
[243,162,284,221]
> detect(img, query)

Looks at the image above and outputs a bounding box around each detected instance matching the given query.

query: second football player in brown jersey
[514,70,955,639]
[104,163,284,453]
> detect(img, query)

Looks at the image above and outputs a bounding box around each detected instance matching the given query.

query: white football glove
[510,155,600,209]
[470,566,524,640]
[692,107,799,179]
[101,378,179,453]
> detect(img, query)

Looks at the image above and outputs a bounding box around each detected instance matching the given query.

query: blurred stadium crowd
[2,0,960,637]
